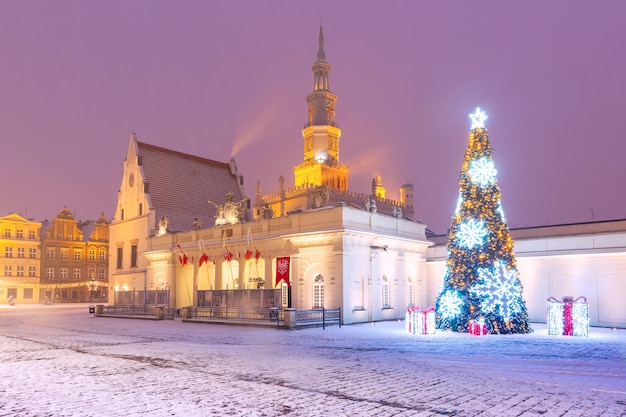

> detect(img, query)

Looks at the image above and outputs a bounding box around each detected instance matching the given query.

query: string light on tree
[472,260,524,320]
[456,218,488,248]
[435,107,531,334]
[468,157,497,187]
[438,289,464,319]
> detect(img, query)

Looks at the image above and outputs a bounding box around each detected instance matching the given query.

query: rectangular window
[139,203,143,215]
[98,268,105,279]
[58,234,63,240]
[382,277,390,308]
[5,247,13,258]
[88,268,95,279]
[60,249,68,260]
[116,246,123,269]
[47,248,55,259]
[67,235,72,241]
[74,250,81,260]
[16,230,23,238]
[16,266,24,277]
[99,250,105,261]
[29,248,36,258]
[47,268,54,279]
[17,248,25,258]
[29,230,35,239]
[23,288,33,299]
[131,244,138,268]
[4,265,12,276]
[4,229,11,237]
[89,249,95,260]
[60,268,68,279]
[28,266,36,277]
[73,269,80,280]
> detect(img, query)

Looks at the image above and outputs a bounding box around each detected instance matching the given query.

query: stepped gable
[137,141,245,232]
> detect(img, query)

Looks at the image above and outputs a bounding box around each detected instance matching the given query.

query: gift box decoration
[406,305,418,334]
[406,306,435,335]
[469,318,487,336]
[547,296,589,337]
[416,307,436,335]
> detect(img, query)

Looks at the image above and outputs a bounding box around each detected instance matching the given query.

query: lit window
[47,248,55,259]
[98,268,105,279]
[89,249,95,260]
[74,250,81,260]
[313,274,324,309]
[60,268,68,279]
[47,268,54,279]
[99,250,105,261]
[60,250,69,260]
[382,275,390,308]
[73,269,81,279]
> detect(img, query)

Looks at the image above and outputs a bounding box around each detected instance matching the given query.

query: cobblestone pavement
[0,305,625,416]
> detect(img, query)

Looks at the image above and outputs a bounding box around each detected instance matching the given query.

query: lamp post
[88,277,98,304]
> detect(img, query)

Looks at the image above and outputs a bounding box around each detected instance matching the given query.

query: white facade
[143,205,431,325]
[426,220,626,329]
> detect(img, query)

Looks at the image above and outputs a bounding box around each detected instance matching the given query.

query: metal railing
[100,305,157,318]
[188,307,283,326]
[295,308,341,329]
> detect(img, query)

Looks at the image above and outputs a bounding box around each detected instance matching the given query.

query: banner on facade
[276,256,291,286]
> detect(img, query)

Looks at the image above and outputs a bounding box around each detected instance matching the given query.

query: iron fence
[188,306,283,326]
[295,308,342,329]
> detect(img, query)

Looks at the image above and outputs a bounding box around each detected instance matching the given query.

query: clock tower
[294,26,349,191]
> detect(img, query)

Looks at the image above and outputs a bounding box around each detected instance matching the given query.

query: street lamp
[88,275,98,304]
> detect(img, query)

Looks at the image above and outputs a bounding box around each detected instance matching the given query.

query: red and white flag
[275,256,290,286]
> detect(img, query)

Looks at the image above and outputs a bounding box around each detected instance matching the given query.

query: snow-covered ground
[0,304,625,417]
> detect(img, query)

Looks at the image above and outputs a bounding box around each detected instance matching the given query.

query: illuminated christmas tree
[435,108,531,334]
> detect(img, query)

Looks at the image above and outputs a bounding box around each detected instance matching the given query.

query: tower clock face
[129,174,134,187]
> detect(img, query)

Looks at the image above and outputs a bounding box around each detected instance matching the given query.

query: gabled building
[0,213,41,304]
[40,208,109,303]
[108,135,247,305]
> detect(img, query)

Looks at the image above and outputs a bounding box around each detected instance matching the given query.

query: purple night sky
[1,1,625,234]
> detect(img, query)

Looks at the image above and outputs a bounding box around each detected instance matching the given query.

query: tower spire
[294,26,348,192]
[317,25,326,62]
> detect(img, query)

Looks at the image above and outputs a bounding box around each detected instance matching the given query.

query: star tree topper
[469,107,488,129]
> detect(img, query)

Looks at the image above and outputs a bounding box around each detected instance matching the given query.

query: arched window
[313,274,324,309]
[382,275,390,308]
[406,277,414,306]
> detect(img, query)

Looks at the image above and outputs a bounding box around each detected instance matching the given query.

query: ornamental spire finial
[469,107,488,129]
[317,24,325,62]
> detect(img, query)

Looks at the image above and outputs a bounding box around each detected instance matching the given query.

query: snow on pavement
[0,304,625,417]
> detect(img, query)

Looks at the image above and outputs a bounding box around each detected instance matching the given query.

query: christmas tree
[435,108,531,334]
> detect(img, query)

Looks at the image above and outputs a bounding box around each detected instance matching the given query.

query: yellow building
[0,213,41,304]
[40,208,109,303]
